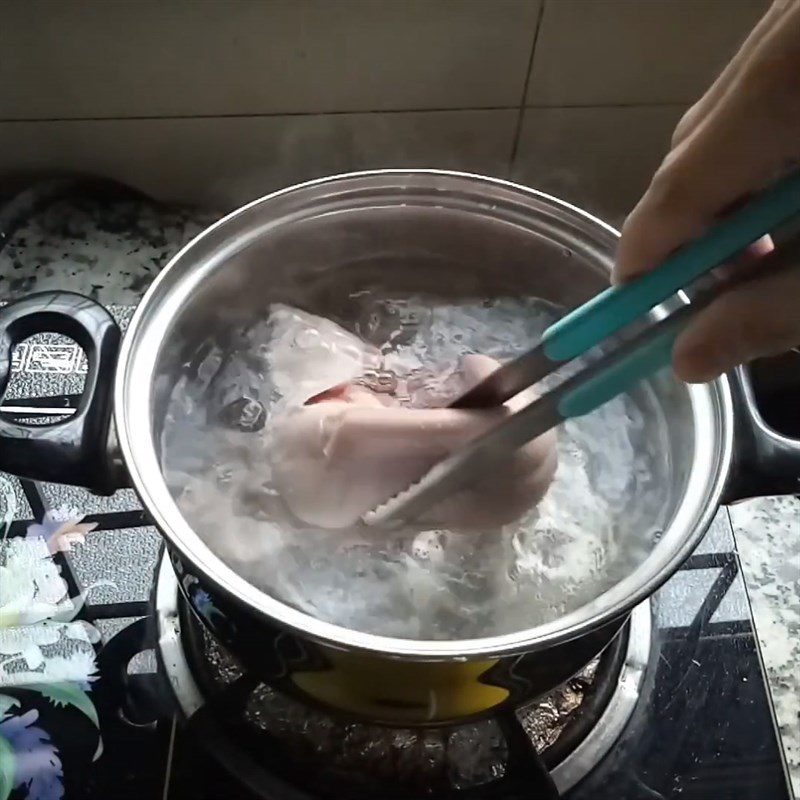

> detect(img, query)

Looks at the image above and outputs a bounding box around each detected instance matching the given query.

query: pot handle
[723,363,800,503]
[0,291,124,494]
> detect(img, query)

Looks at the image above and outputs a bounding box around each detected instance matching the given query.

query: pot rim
[114,168,734,660]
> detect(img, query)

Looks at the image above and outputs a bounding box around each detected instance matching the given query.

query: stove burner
[154,554,650,797]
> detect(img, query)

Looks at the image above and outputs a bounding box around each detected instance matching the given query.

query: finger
[615,2,800,283]
[743,234,775,260]
[672,0,794,147]
[713,234,774,283]
[673,262,800,382]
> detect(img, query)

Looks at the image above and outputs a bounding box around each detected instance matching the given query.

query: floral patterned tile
[1,519,105,800]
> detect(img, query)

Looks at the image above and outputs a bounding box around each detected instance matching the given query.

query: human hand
[615,0,800,382]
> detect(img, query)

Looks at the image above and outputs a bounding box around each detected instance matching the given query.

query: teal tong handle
[556,297,710,420]
[541,169,800,363]
[557,297,709,420]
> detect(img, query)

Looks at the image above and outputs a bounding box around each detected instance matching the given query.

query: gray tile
[1,0,539,119]
[512,105,686,225]
[0,474,33,521]
[527,0,768,106]
[0,110,518,209]
[693,507,735,555]
[39,483,142,516]
[128,648,157,675]
[94,616,140,644]
[67,526,161,604]
[655,566,751,628]
[0,536,69,612]
[655,568,717,628]
[711,568,750,624]
[94,618,155,673]
[0,621,97,687]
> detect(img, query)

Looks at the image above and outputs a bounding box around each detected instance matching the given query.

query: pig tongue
[273,390,499,530]
[304,381,394,408]
[272,355,557,530]
[304,384,350,405]
[304,355,502,410]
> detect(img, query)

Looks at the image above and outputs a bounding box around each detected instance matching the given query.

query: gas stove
[0,305,793,800]
[154,550,650,798]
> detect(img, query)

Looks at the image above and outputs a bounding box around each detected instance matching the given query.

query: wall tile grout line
[0,103,691,127]
[508,0,548,172]
[525,101,689,111]
[0,107,517,124]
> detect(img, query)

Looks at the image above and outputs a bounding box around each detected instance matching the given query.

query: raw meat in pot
[271,354,557,530]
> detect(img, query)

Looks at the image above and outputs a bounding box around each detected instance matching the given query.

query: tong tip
[362,456,458,528]
[362,479,422,528]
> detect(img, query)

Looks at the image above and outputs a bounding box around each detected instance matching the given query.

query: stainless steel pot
[1,170,798,729]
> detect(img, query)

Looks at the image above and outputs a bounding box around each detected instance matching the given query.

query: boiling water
[161,296,672,640]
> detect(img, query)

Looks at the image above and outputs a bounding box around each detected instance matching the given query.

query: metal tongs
[363,170,800,527]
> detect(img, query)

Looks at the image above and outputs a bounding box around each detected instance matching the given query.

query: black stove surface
[0,308,793,800]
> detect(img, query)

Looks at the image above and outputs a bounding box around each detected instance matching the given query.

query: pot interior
[117,171,731,658]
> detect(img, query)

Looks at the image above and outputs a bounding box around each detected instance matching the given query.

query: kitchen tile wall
[0,0,769,220]
[526,0,766,106]
[0,110,518,209]
[513,104,688,224]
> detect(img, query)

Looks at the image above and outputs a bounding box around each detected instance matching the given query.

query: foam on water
[161,296,672,640]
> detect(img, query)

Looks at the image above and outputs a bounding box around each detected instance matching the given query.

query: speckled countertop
[1,180,798,796]
[730,496,800,794]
